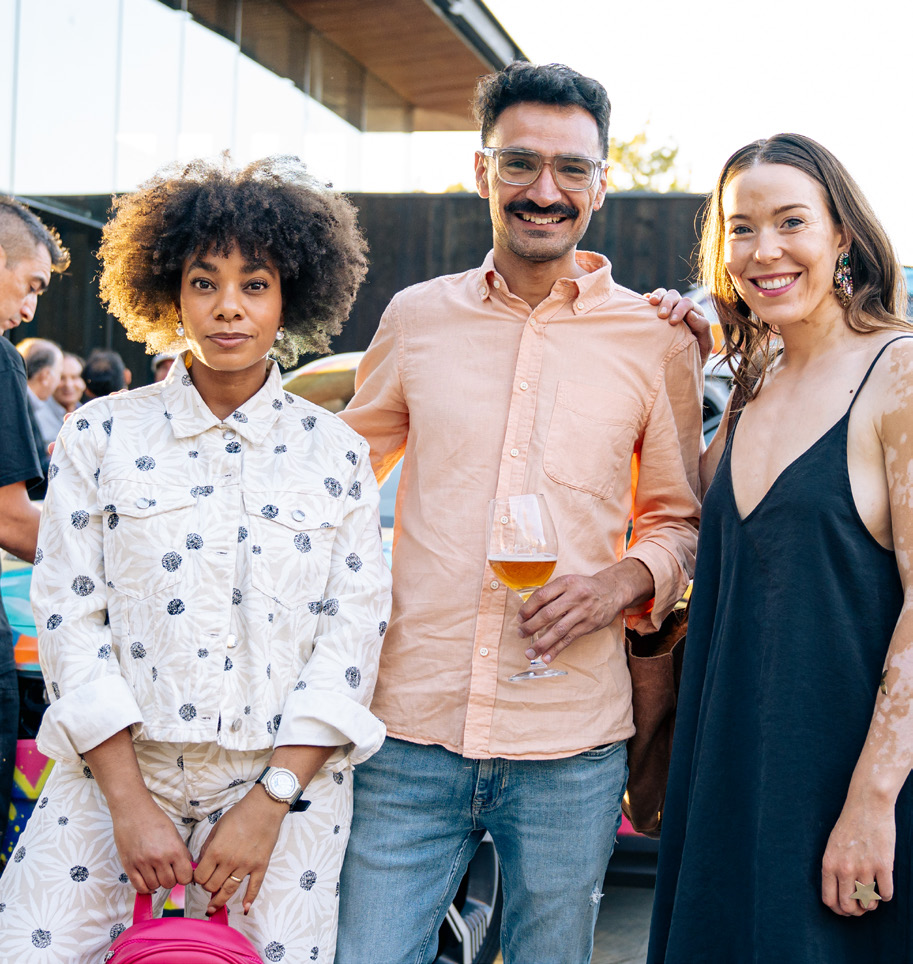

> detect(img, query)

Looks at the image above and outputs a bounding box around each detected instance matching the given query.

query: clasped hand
[112,787,284,917]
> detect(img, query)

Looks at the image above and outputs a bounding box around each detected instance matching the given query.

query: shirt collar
[475,249,616,313]
[162,353,293,443]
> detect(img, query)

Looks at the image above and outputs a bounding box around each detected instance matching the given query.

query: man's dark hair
[473,62,611,158]
[83,350,126,397]
[24,339,63,380]
[0,196,70,270]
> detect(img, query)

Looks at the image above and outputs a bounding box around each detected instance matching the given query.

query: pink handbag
[105,888,263,963]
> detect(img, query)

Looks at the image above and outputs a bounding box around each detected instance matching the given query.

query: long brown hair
[700,133,910,401]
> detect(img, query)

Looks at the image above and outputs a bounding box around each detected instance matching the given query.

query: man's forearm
[0,480,40,563]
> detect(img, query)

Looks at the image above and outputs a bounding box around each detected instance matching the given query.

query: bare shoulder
[863,331,913,427]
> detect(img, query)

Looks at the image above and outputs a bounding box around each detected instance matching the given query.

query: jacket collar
[161,353,292,444]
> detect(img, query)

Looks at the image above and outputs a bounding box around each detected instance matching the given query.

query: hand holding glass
[488,494,567,681]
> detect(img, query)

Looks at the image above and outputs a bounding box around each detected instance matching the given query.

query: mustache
[505,200,577,220]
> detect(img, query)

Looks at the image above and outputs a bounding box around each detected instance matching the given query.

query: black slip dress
[648,338,913,963]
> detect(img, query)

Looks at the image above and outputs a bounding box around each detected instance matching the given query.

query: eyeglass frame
[479,147,609,192]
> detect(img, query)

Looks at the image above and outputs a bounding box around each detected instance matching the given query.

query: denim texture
[337,736,627,964]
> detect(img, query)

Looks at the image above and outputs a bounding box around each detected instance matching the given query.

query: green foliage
[607,128,689,193]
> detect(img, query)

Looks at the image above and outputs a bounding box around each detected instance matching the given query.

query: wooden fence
[10,191,707,381]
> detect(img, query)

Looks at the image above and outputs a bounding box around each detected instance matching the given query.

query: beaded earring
[834,251,853,307]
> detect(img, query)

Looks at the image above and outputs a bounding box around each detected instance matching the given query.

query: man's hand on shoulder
[643,287,712,363]
[517,558,654,664]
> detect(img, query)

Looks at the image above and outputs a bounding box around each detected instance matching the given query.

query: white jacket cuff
[36,675,143,764]
[275,689,386,770]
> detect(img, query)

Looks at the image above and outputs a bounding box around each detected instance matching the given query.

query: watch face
[268,769,298,800]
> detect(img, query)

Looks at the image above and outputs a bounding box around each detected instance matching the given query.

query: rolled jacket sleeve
[624,336,703,632]
[275,439,392,767]
[32,412,144,764]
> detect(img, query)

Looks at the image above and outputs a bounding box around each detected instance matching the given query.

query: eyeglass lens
[495,150,598,190]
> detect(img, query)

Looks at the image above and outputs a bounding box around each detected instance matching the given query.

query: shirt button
[230,718,242,732]
[222,428,237,440]
[576,301,585,311]
[492,279,501,289]
[529,317,537,327]
[135,497,152,509]
[292,509,306,522]
[519,381,529,391]
[500,515,509,525]
[510,448,519,458]
[490,580,499,590]
[479,286,486,297]
[226,635,237,650]
[479,647,489,657]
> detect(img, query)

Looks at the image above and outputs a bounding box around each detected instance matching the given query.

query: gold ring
[850,880,882,904]
[228,874,244,883]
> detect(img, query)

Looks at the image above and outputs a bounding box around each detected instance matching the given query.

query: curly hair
[473,62,611,158]
[700,133,910,401]
[98,156,368,366]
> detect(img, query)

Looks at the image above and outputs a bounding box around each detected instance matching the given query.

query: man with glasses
[337,62,705,963]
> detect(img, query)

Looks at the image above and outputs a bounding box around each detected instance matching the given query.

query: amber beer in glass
[487,494,567,681]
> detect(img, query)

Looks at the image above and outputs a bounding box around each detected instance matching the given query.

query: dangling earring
[834,251,853,307]
[275,326,285,342]
[176,323,185,338]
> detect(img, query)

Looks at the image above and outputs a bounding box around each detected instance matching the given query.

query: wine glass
[488,494,567,682]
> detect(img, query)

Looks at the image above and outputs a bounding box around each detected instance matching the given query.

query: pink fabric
[106,884,263,963]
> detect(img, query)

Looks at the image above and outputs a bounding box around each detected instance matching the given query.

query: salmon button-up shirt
[341,250,702,759]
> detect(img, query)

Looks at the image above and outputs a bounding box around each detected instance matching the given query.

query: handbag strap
[132,861,230,926]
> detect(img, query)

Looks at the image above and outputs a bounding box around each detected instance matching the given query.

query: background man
[0,196,69,852]
[337,62,704,963]
[82,347,130,399]
[23,337,64,448]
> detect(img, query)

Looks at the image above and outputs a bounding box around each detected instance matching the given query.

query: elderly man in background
[23,338,63,450]
[0,196,69,851]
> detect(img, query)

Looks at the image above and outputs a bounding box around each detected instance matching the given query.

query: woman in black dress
[649,134,913,963]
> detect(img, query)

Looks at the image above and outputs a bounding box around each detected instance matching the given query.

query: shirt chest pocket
[242,490,344,609]
[543,381,641,501]
[99,482,197,600]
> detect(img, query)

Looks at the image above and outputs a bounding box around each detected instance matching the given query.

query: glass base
[508,659,568,682]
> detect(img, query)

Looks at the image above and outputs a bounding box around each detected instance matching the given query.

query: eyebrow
[725,203,813,222]
[187,257,277,275]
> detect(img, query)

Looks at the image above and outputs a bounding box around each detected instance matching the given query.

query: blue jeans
[337,736,627,964]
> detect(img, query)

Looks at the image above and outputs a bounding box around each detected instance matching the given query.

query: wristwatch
[255,766,311,812]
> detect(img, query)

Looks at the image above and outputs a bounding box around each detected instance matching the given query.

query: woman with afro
[0,156,392,963]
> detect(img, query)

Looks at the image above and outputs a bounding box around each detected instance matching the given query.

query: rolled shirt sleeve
[32,412,144,764]
[624,336,703,632]
[275,438,392,767]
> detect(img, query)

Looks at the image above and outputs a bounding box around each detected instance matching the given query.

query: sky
[478,0,913,263]
[3,0,911,263]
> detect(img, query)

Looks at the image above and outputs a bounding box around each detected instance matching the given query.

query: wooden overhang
[281,0,527,130]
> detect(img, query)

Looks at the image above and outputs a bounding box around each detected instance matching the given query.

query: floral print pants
[0,740,351,963]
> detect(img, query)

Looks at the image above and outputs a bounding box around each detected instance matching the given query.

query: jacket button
[292,509,306,522]
[231,718,242,732]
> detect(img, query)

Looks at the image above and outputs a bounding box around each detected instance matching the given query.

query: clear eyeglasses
[480,147,608,192]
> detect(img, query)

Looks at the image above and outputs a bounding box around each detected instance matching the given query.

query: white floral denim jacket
[32,359,391,769]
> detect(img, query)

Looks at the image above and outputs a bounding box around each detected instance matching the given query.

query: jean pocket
[579,739,625,761]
